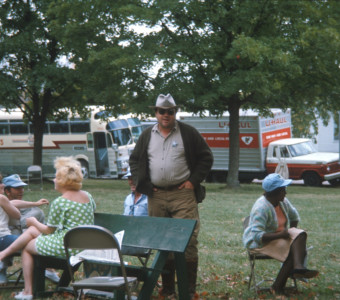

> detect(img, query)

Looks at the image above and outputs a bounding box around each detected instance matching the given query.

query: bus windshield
[108,128,132,147]
[106,119,133,146]
[127,117,143,142]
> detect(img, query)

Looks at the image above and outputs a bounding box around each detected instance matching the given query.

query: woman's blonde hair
[54,156,83,191]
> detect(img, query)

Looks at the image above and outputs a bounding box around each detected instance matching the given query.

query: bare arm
[0,195,20,219]
[26,217,56,235]
[11,198,49,209]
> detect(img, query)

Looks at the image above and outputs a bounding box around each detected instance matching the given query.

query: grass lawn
[1,179,339,299]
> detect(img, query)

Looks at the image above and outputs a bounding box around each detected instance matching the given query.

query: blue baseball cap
[262,173,292,192]
[3,174,27,188]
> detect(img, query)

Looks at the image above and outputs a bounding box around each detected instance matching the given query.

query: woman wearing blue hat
[243,173,319,295]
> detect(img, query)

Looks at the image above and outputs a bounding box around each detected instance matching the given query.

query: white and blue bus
[0,107,143,179]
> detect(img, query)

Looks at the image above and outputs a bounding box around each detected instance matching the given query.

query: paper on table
[69,230,124,266]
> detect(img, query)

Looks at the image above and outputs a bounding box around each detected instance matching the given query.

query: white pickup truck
[178,109,340,186]
[266,138,340,186]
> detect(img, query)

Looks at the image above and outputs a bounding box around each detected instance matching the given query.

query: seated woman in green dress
[0,156,96,300]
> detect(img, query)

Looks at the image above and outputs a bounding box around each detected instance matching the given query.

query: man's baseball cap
[3,174,27,188]
[262,173,292,192]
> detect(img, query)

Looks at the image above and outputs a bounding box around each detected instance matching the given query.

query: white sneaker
[14,291,33,300]
[45,269,60,283]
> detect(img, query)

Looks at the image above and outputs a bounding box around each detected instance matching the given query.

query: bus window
[10,120,28,134]
[0,121,9,135]
[127,117,143,142]
[70,119,90,133]
[106,119,129,130]
[109,128,132,146]
[87,133,94,149]
[49,120,69,134]
[131,125,143,142]
[127,117,140,126]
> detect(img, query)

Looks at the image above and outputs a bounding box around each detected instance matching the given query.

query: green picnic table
[32,213,197,300]
[94,213,197,300]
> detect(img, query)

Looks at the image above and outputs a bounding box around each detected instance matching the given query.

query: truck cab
[266,138,340,186]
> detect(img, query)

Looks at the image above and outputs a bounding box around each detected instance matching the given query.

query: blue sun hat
[262,173,292,192]
[3,174,27,188]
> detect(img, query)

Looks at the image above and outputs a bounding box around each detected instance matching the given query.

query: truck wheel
[79,160,89,179]
[303,172,322,187]
[329,178,340,187]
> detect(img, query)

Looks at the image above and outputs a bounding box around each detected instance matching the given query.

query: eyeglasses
[157,108,175,116]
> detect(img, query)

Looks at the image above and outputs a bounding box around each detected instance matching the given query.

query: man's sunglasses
[157,108,175,116]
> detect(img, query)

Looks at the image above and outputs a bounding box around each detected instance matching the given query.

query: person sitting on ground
[123,168,148,216]
[243,173,319,295]
[3,174,48,236]
[0,156,96,300]
[0,173,21,284]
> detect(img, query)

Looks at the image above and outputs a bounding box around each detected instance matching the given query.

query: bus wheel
[303,172,321,187]
[79,160,89,179]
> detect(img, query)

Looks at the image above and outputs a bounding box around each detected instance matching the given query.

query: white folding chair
[27,165,43,191]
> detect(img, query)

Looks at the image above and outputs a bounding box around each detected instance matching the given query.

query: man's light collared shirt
[148,122,190,187]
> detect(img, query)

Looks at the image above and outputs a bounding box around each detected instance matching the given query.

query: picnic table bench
[32,212,197,300]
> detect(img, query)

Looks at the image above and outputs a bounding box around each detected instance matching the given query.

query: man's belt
[153,182,184,191]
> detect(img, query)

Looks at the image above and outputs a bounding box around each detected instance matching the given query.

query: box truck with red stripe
[178,109,340,186]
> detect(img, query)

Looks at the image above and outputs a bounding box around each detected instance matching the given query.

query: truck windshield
[288,141,317,157]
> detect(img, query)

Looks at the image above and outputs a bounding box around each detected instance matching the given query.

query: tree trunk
[226,100,241,188]
[32,118,44,167]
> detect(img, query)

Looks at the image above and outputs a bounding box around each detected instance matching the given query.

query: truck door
[268,146,293,176]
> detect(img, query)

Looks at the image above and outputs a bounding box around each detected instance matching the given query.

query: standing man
[129,94,213,299]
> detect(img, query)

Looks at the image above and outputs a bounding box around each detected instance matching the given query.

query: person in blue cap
[3,174,48,236]
[243,173,319,295]
[123,168,148,216]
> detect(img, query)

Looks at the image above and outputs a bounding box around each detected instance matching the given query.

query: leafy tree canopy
[0,0,149,165]
[133,0,340,186]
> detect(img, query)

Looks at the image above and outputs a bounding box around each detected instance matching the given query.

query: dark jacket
[129,121,213,198]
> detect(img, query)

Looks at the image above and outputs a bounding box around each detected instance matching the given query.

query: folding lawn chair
[64,225,137,300]
[243,216,297,293]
